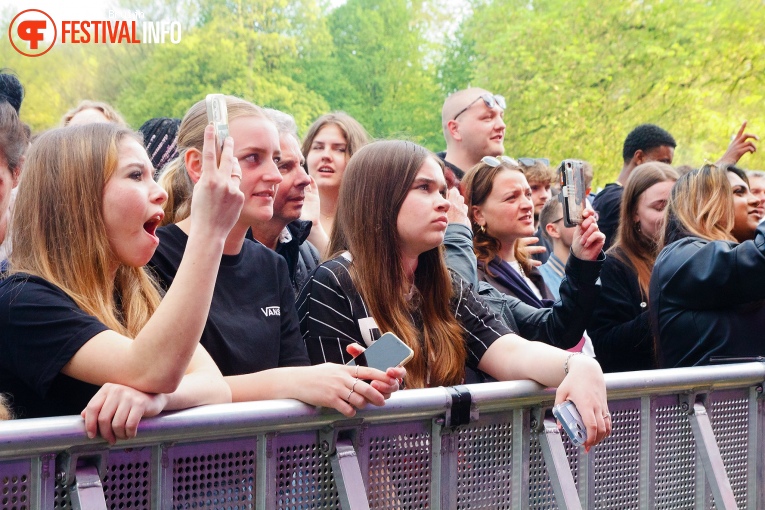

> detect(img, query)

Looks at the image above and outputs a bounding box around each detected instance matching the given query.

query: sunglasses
[481,155,519,167]
[517,157,551,167]
[453,93,506,121]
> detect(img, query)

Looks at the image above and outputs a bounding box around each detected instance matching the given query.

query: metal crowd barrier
[1,362,763,509]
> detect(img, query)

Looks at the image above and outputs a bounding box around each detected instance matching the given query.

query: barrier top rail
[1,361,763,459]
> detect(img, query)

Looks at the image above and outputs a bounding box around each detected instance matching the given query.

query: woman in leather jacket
[651,164,765,368]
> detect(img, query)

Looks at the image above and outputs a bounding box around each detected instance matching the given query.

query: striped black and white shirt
[297,256,511,374]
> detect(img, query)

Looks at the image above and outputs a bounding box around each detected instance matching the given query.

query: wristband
[564,352,582,375]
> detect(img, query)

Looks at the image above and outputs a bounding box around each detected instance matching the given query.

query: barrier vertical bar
[30,453,55,509]
[512,409,530,510]
[535,410,582,510]
[578,436,594,507]
[640,396,655,510]
[748,385,765,509]
[684,396,738,510]
[430,418,454,510]
[256,433,276,509]
[151,443,172,509]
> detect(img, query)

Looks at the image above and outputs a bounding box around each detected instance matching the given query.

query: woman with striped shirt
[298,140,611,450]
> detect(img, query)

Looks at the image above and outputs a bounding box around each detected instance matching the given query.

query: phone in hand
[347,332,414,371]
[557,160,586,227]
[552,400,587,447]
[205,94,229,163]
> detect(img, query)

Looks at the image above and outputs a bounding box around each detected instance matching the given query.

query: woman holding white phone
[298,140,611,450]
[152,96,404,417]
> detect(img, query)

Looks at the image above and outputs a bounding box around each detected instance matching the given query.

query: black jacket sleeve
[508,251,604,348]
[443,221,604,348]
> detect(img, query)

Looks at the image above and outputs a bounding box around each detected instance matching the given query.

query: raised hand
[516,236,545,267]
[189,125,245,239]
[446,188,471,227]
[717,121,758,166]
[571,208,605,261]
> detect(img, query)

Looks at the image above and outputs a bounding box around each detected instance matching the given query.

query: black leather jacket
[444,224,604,349]
[650,222,765,368]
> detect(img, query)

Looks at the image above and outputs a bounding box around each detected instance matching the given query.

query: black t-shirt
[297,256,510,376]
[149,225,309,376]
[592,183,623,251]
[0,274,108,418]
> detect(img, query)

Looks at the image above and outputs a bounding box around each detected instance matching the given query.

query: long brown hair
[328,140,465,388]
[462,160,535,275]
[610,162,678,299]
[300,112,370,161]
[661,164,736,248]
[10,124,160,336]
[158,95,266,225]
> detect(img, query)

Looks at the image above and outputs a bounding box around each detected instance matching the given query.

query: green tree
[303,0,444,149]
[446,0,765,184]
[115,0,330,129]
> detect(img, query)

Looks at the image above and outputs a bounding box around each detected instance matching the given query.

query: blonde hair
[61,100,128,127]
[158,96,266,224]
[661,164,736,248]
[9,124,160,336]
[463,160,535,275]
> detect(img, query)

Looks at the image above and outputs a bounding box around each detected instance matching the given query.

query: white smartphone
[347,332,414,371]
[205,93,229,162]
[552,400,587,447]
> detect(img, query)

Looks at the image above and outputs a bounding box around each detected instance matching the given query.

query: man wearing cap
[438,87,506,187]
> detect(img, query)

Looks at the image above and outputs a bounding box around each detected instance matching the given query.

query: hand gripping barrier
[1,362,764,509]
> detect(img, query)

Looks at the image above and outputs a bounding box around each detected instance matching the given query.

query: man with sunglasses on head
[438,88,506,188]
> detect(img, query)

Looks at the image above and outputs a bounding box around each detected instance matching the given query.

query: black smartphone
[205,93,229,163]
[347,332,414,371]
[557,160,586,227]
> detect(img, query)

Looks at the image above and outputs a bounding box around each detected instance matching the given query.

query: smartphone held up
[557,159,587,227]
[205,94,229,162]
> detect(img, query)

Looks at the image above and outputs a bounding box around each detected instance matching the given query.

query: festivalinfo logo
[8,7,182,57]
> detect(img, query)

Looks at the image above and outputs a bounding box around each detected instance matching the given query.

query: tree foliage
[444,0,765,184]
[2,0,763,180]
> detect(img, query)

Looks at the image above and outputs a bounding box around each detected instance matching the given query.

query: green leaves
[2,0,762,179]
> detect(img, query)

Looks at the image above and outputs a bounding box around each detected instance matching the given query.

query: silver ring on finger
[354,365,359,378]
[346,389,355,401]
[351,377,360,392]
[603,411,611,419]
